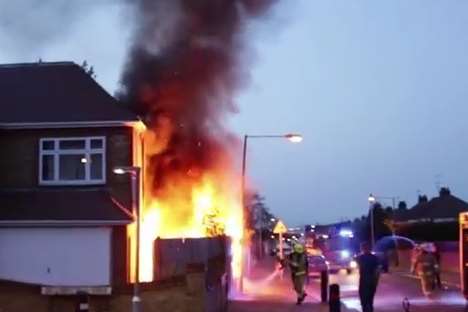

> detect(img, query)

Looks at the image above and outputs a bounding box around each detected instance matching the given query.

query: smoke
[119,0,278,195]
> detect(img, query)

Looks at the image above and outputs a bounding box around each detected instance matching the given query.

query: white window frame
[39,136,106,185]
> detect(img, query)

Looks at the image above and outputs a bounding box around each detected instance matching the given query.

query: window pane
[91,139,103,149]
[59,140,85,150]
[59,154,86,180]
[42,155,54,180]
[90,153,103,180]
[42,140,55,150]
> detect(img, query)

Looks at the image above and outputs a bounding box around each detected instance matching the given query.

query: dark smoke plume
[119,0,278,195]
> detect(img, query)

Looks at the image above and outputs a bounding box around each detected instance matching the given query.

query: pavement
[229,259,357,312]
[229,259,468,312]
[229,275,356,312]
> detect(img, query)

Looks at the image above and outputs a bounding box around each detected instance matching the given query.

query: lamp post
[239,133,302,292]
[114,166,141,312]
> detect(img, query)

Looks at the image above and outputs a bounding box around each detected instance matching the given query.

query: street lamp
[113,166,141,312]
[239,133,302,292]
[285,133,303,143]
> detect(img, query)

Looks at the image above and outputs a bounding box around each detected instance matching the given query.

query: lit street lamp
[114,166,141,312]
[239,133,302,292]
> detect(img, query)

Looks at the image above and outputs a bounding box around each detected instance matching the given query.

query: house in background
[394,187,468,241]
[0,61,142,294]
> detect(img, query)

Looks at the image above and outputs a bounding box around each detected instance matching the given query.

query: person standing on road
[433,246,442,289]
[287,243,309,305]
[356,242,380,312]
[412,246,437,297]
[411,246,421,275]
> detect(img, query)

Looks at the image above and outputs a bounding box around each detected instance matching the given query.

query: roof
[0,62,138,128]
[395,191,468,223]
[0,188,133,226]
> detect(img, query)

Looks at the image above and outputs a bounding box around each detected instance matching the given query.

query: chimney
[439,187,451,197]
[418,195,428,204]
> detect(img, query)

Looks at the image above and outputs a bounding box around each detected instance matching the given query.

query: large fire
[128,129,244,283]
[119,0,279,287]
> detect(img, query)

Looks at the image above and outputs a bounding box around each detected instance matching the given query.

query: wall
[0,127,134,207]
[154,237,228,281]
[0,236,228,312]
[153,237,230,312]
[0,227,111,286]
[0,276,205,312]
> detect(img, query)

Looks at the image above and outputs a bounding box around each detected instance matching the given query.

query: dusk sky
[2,1,468,226]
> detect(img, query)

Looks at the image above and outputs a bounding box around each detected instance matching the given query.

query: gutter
[0,120,142,130]
[0,220,132,227]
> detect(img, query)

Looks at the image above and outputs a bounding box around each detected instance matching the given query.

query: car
[307,254,329,277]
[323,249,358,274]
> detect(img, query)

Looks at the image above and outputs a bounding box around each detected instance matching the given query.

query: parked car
[324,249,358,274]
[307,254,329,277]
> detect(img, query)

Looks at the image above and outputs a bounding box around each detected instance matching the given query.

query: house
[394,187,468,241]
[0,61,232,312]
[0,61,142,294]
[395,188,468,224]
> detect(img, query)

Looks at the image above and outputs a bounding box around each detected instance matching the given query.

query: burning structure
[119,0,278,283]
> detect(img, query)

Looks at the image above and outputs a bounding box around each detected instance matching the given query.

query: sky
[2,1,468,226]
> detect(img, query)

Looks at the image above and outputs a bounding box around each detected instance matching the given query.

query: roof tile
[0,62,137,124]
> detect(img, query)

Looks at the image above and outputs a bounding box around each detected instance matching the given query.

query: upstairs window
[39,137,106,185]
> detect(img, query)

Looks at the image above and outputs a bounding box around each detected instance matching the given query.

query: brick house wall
[0,126,134,208]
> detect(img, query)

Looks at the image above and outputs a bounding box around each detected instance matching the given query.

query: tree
[397,201,408,210]
[372,203,392,239]
[385,206,393,215]
[246,192,276,231]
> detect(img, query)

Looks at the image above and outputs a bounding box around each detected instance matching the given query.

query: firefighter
[433,245,442,289]
[287,243,309,305]
[412,245,437,297]
[411,245,422,275]
[355,242,380,312]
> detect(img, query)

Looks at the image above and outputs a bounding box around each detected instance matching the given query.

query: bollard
[329,284,340,312]
[320,270,329,303]
[402,297,410,312]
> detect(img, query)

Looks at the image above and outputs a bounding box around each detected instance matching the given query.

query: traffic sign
[273,220,287,234]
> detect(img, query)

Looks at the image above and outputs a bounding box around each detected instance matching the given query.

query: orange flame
[128,129,243,283]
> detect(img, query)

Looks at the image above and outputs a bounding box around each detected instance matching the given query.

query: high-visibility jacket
[288,252,308,276]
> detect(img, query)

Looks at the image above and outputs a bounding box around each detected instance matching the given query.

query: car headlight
[340,250,350,259]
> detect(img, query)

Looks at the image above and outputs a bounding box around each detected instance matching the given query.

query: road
[326,269,466,311]
[229,260,467,312]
